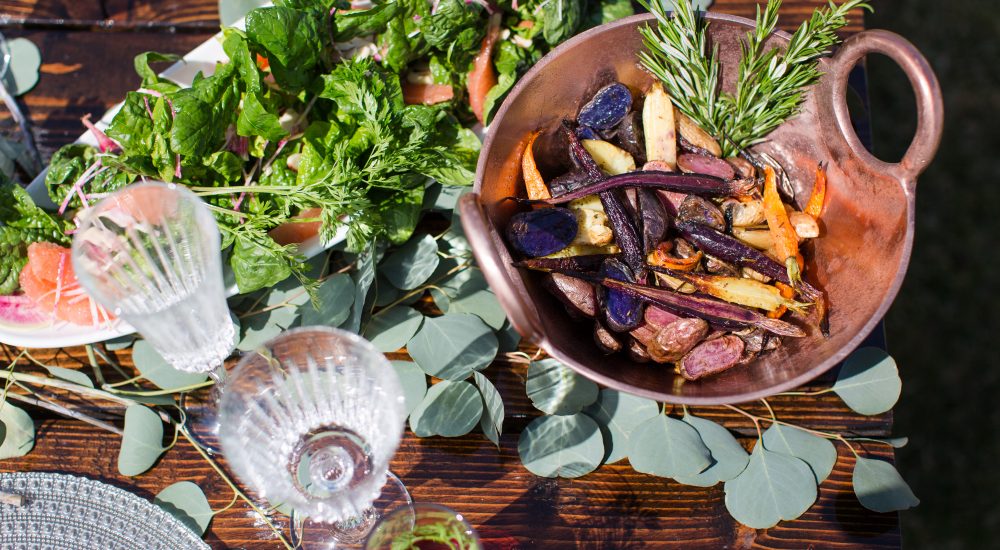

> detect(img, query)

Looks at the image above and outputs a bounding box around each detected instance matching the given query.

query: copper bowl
[459,13,943,404]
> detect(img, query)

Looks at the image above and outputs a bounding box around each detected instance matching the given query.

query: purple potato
[678,195,725,231]
[647,318,709,363]
[677,153,736,180]
[594,322,623,354]
[628,338,651,363]
[638,188,668,254]
[678,335,746,380]
[576,125,600,140]
[577,83,632,130]
[599,258,644,332]
[505,207,578,257]
[549,170,591,197]
[614,111,646,165]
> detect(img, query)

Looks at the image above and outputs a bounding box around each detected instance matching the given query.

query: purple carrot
[602,278,805,337]
[527,171,755,204]
[563,122,646,274]
[514,254,611,272]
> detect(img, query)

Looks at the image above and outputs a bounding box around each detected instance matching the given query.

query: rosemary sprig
[639,0,873,157]
[637,0,723,139]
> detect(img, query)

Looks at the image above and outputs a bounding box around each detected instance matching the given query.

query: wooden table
[0,1,901,548]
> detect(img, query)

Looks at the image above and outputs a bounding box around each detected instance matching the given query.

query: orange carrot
[403,82,455,105]
[256,54,270,70]
[648,245,703,272]
[467,13,502,123]
[521,131,551,201]
[762,166,802,285]
[804,163,827,218]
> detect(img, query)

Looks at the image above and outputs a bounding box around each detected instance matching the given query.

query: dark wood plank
[0,0,865,33]
[0,418,900,549]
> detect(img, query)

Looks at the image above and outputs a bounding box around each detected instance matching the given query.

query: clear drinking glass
[71,181,235,374]
[218,327,409,549]
[365,503,482,550]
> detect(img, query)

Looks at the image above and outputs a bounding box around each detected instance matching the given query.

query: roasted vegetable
[703,255,740,277]
[722,199,767,227]
[637,188,667,254]
[599,277,805,337]
[570,207,614,246]
[542,243,620,258]
[675,109,721,157]
[804,163,827,218]
[514,254,610,272]
[549,170,590,197]
[648,243,703,271]
[762,166,802,285]
[789,210,819,239]
[654,267,811,313]
[648,317,709,363]
[677,153,735,180]
[582,139,636,175]
[521,131,551,201]
[577,83,632,131]
[678,195,725,231]
[628,338,652,363]
[642,82,677,169]
[545,273,597,319]
[679,335,745,380]
[505,207,578,257]
[594,321,624,353]
[599,259,645,332]
[522,171,755,205]
[615,111,646,165]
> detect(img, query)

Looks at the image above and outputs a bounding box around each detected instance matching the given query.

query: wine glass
[365,503,482,550]
[218,327,409,549]
[71,181,235,447]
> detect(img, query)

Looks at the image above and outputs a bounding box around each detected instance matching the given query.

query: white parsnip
[642,82,676,169]
[581,139,635,175]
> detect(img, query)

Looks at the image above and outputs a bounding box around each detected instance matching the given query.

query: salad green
[14,0,635,300]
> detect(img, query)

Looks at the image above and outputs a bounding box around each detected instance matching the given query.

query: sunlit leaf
[674,412,749,487]
[526,358,599,415]
[237,278,305,350]
[343,244,378,333]
[724,443,817,528]
[518,413,604,478]
[297,273,355,327]
[0,401,34,459]
[381,234,440,290]
[832,347,902,415]
[44,366,94,388]
[762,423,837,483]
[628,415,712,478]
[431,268,506,330]
[154,481,214,535]
[474,371,504,449]
[391,360,426,416]
[407,313,498,380]
[104,336,136,351]
[118,404,166,476]
[409,380,483,437]
[583,389,659,463]
[132,340,209,390]
[852,456,919,513]
[364,307,424,352]
[3,38,42,96]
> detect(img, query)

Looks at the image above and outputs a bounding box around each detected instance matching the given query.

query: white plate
[2,20,346,348]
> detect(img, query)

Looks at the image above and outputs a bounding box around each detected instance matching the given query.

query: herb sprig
[639,0,872,156]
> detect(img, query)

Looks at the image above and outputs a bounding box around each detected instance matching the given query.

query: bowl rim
[471,13,915,404]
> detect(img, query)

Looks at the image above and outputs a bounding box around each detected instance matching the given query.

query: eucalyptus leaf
[852,456,919,513]
[674,412,749,487]
[3,38,42,96]
[132,340,210,390]
[237,279,305,350]
[364,307,424,352]
[518,413,604,478]
[118,404,166,476]
[391,360,426,416]
[583,389,659,463]
[373,274,402,307]
[473,371,504,449]
[297,273,355,327]
[104,335,136,351]
[628,415,712,478]
[407,313,498,380]
[154,481,213,535]
[526,358,599,416]
[381,234,440,290]
[343,244,378,333]
[44,366,94,388]
[0,401,34,459]
[0,420,5,447]
[724,443,818,528]
[833,347,902,415]
[409,380,483,438]
[432,268,506,330]
[762,423,837,483]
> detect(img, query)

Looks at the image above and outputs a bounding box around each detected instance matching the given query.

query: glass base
[290,471,412,550]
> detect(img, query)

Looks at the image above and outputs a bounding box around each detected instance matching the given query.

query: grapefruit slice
[19,242,115,326]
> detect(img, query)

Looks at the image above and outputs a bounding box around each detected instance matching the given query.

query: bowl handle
[825,29,943,190]
[458,193,545,343]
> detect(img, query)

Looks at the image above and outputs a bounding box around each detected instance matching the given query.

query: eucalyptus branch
[4,390,124,436]
[723,403,859,455]
[85,345,107,386]
[104,380,213,397]
[179,427,295,550]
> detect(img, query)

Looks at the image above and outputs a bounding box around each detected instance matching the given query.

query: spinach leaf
[133,52,181,93]
[231,234,293,293]
[44,144,97,208]
[106,92,155,155]
[169,64,240,159]
[222,29,262,95]
[334,1,404,42]
[542,0,583,46]
[237,92,288,142]
[482,41,540,124]
[246,6,327,91]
